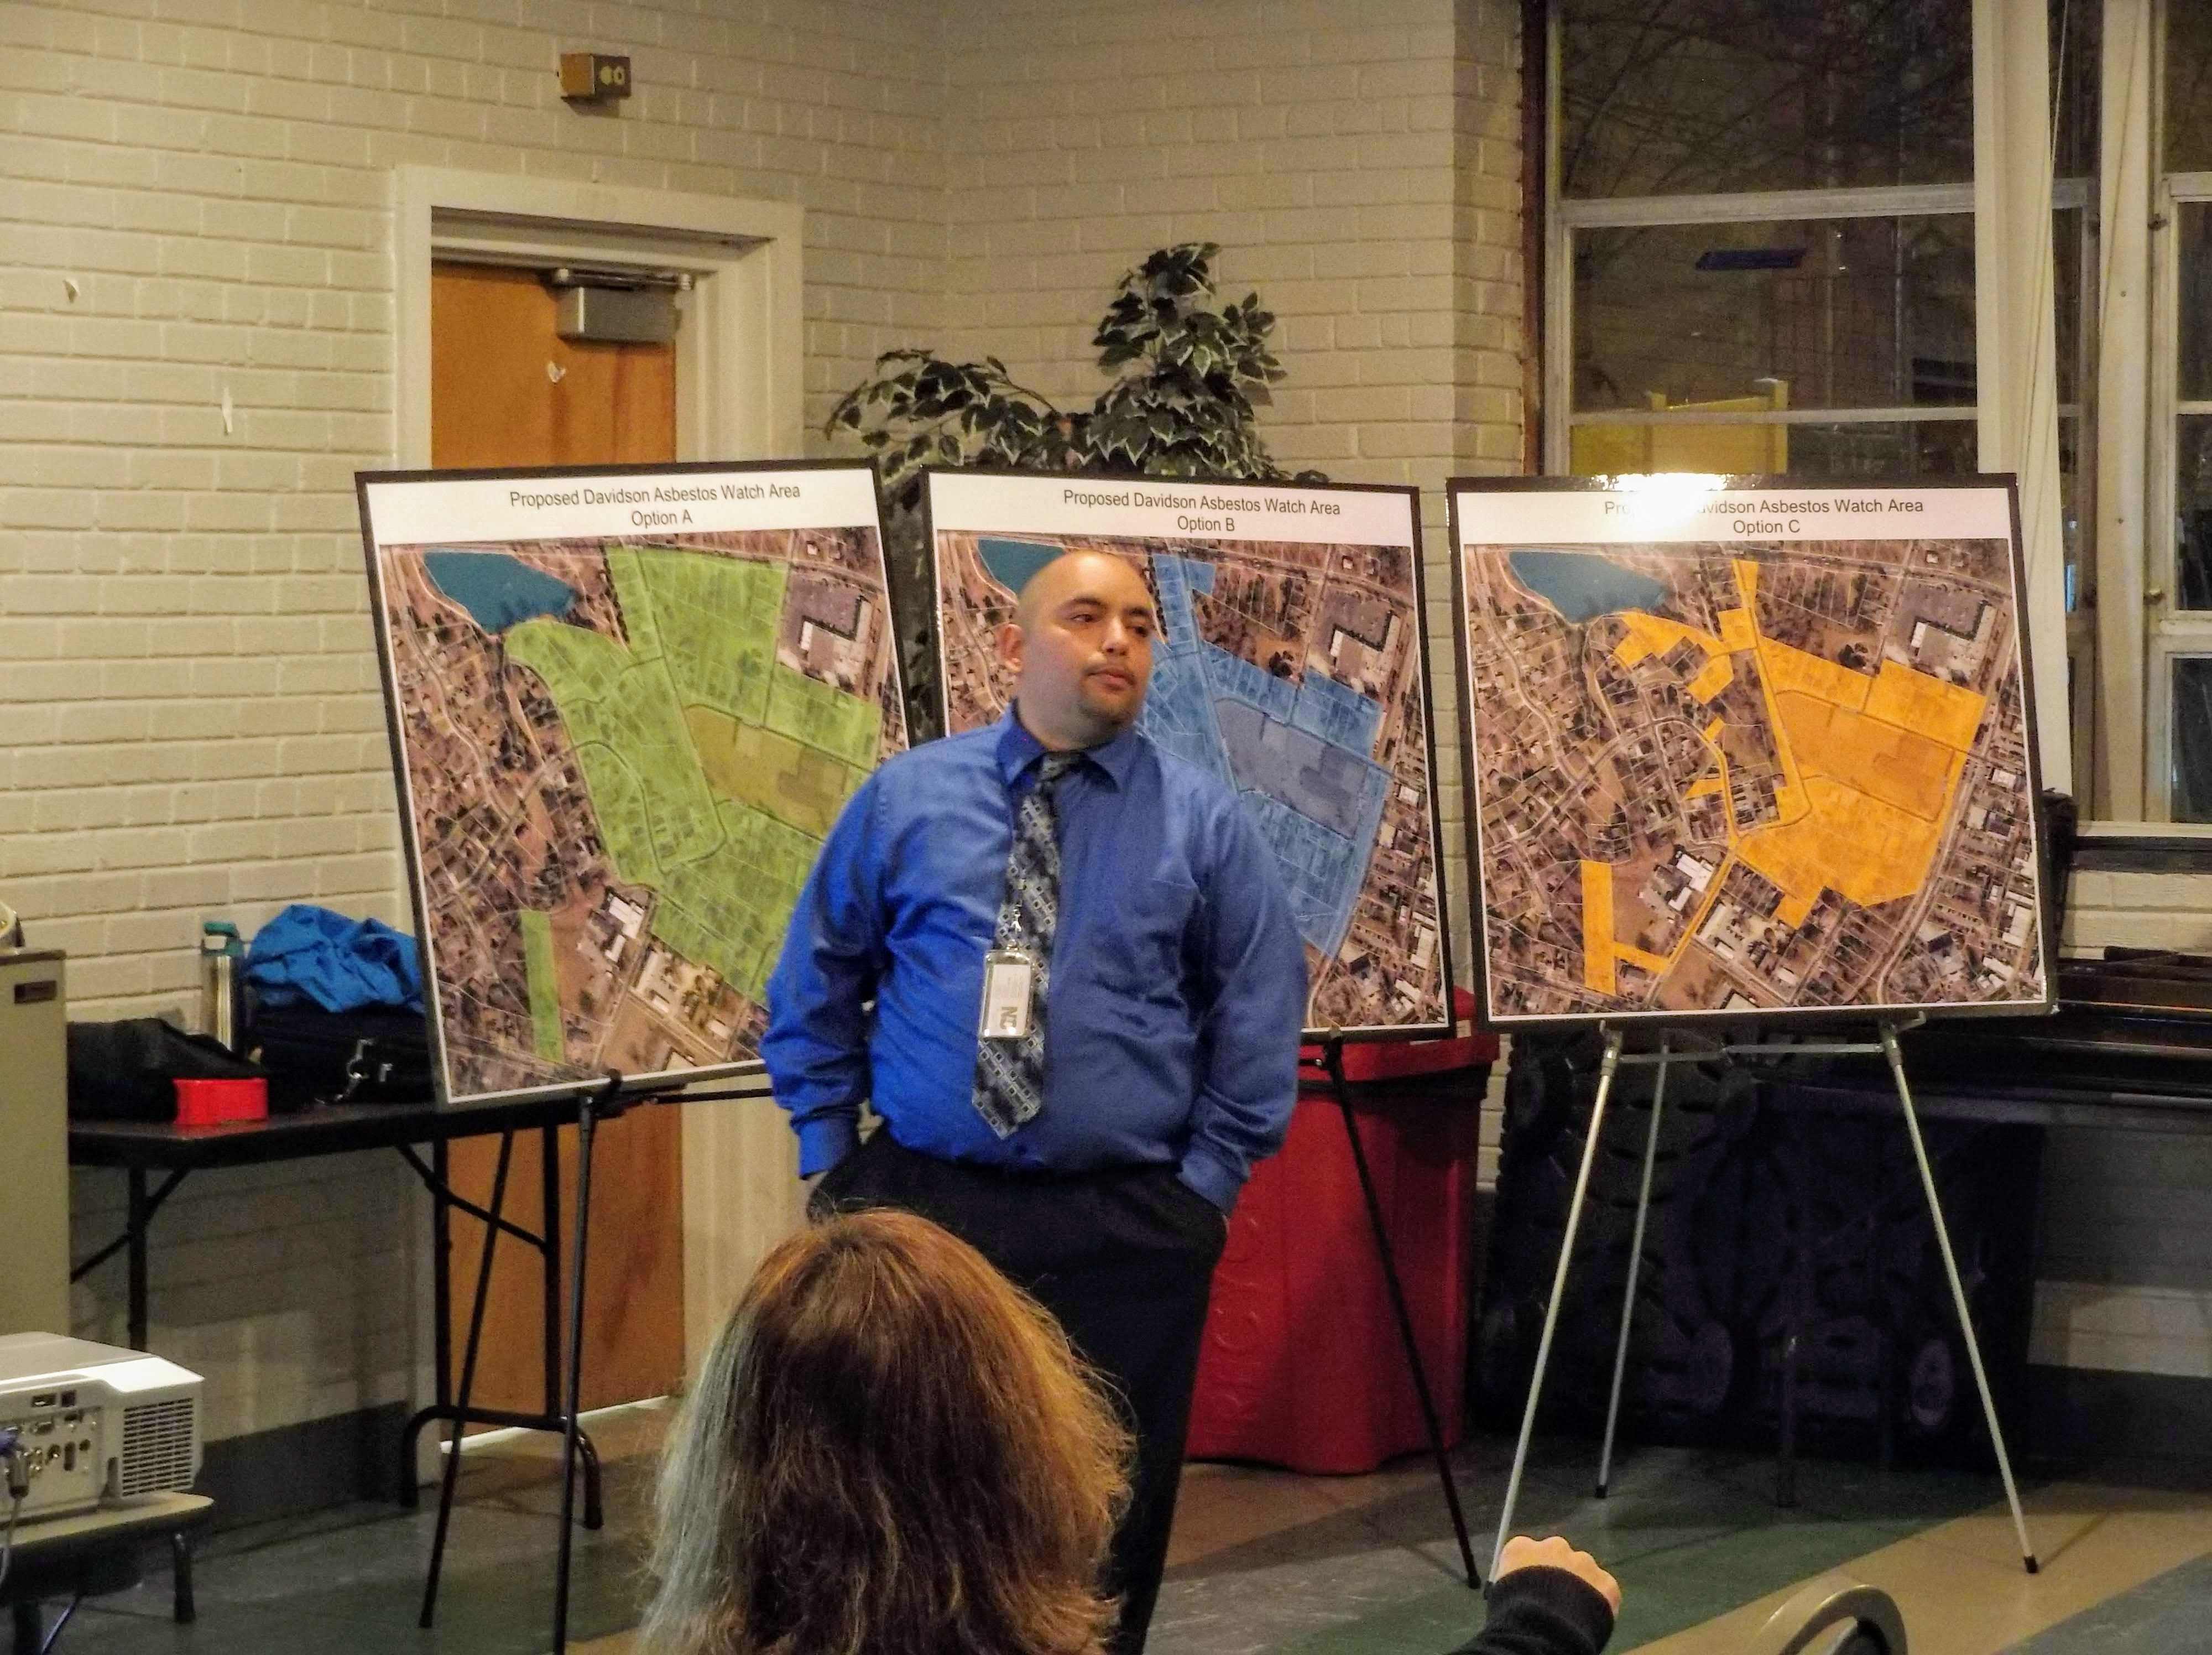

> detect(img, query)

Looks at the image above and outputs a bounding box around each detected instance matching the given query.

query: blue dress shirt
[762,711,1308,1212]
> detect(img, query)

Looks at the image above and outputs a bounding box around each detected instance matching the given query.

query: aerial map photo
[936,523,1449,1035]
[1458,513,2047,1025]
[374,524,905,1101]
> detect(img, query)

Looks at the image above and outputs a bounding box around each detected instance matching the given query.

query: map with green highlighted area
[374,524,905,1102]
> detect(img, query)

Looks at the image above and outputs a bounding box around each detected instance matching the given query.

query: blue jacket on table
[761,710,1308,1214]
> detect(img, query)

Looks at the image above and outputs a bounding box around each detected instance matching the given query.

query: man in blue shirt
[764,548,1306,1654]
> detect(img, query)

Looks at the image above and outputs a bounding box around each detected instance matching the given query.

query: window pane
[1561,0,1971,197]
[2176,416,2212,610]
[1574,218,1975,414]
[2180,206,2212,404]
[1568,419,1976,481]
[2054,208,2083,407]
[2173,659,2212,822]
[2051,0,2099,183]
[2168,1,2212,171]
[2059,415,2083,611]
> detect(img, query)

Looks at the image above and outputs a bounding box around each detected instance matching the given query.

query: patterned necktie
[972,751,1081,1137]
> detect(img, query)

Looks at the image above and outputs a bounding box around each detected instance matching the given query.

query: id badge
[978,949,1036,1039]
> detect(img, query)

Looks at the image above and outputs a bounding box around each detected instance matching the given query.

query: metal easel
[1488,1018,2039,1579]
[413,1071,765,1655]
[1308,1036,1483,1591]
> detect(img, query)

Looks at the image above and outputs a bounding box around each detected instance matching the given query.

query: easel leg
[1596,1035,1668,1498]
[541,1122,605,1532]
[1492,1027,1624,1577]
[420,1129,515,1627]
[1880,1025,2038,1574]
[1323,1041,1481,1590]
[551,1078,616,1654]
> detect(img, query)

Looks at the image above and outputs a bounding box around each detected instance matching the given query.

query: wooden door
[431,261,687,1413]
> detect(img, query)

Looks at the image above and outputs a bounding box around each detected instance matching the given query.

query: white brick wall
[6,2,1542,1447]
[3,0,948,1011]
[3,0,952,1447]
[2064,869,2212,954]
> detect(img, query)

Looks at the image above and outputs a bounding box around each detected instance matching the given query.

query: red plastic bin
[174,1076,268,1128]
[1187,991,1495,1474]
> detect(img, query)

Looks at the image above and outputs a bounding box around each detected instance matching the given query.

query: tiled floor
[30,1409,2212,1655]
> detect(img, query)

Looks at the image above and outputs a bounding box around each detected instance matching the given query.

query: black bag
[66,1020,268,1123]
[247,1005,432,1109]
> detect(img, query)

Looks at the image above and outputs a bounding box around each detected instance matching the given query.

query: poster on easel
[924,467,1453,1039]
[358,461,907,1105]
[1449,475,2050,1028]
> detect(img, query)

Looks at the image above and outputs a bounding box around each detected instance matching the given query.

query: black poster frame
[918,464,1458,1044]
[357,457,905,1107]
[1446,471,2054,1032]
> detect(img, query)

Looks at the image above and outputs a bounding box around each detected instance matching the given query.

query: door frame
[394,166,808,1391]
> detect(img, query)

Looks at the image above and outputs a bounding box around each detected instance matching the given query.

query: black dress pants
[812,1129,1228,1655]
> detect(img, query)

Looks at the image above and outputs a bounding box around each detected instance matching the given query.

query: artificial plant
[826,242,1318,735]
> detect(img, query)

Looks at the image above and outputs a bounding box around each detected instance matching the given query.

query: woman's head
[644,1208,1132,1655]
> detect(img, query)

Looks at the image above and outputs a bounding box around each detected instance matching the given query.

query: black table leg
[1776,1115,1808,1509]
[420,1131,517,1628]
[171,1530,196,1622]
[126,1169,149,1352]
[541,1124,562,1418]
[11,1601,38,1655]
[433,1136,453,1401]
[401,1139,457,1510]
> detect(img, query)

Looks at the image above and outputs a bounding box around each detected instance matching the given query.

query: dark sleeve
[1446,1566,1614,1655]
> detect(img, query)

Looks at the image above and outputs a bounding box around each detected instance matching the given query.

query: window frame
[1552,184,2090,460]
[1540,1,2093,814]
[2144,171,2212,817]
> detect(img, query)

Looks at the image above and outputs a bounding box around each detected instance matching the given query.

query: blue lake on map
[977,537,1067,597]
[422,550,578,632]
[1507,548,1667,623]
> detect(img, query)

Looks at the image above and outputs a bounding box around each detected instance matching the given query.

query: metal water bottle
[200,919,244,1050]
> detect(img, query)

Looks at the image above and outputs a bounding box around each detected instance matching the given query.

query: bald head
[1009,551,1142,628]
[998,551,1157,751]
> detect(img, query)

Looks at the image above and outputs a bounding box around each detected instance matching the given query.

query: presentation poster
[1450,477,2049,1028]
[925,468,1452,1038]
[359,461,906,1105]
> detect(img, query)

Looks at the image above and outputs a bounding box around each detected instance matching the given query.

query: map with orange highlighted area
[1458,526,2048,1024]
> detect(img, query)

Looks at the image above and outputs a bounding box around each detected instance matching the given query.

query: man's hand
[1496,1535,1620,1615]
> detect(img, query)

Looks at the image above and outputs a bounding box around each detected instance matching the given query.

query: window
[1566,209,1980,480]
[1559,0,1973,197]
[1545,0,2107,811]
[2154,12,2212,818]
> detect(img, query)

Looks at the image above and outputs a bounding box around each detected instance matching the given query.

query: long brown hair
[644,1208,1132,1655]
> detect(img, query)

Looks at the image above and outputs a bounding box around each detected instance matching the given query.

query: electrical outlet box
[559,53,631,102]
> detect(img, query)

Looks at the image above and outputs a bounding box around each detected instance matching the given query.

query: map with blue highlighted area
[936,523,1447,1035]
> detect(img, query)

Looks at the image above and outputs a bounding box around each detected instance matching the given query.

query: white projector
[0,1333,202,1520]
